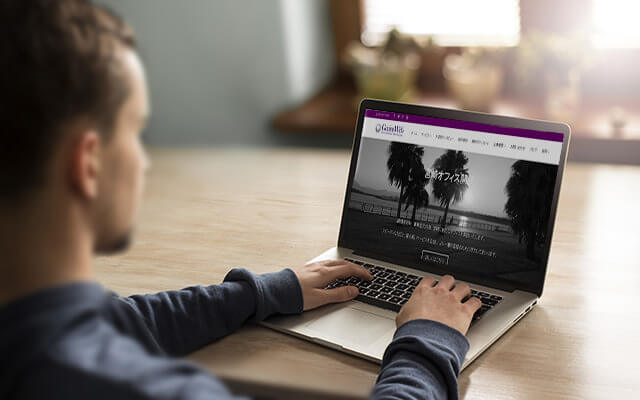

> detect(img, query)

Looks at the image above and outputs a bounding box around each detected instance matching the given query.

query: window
[361,0,520,47]
[592,0,640,48]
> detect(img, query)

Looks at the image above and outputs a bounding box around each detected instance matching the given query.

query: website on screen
[342,109,563,285]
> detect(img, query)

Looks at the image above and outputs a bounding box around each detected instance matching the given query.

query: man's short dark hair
[0,0,136,202]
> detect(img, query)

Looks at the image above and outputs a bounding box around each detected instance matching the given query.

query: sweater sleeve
[115,268,304,356]
[370,319,469,400]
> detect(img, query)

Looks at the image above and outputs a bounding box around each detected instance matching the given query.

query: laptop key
[384,280,398,288]
[358,280,371,288]
[370,284,382,291]
[401,291,412,299]
[476,307,490,317]
[377,293,391,300]
[359,288,369,295]
[396,284,409,291]
[373,277,387,285]
[380,287,392,293]
[391,289,403,296]
[389,296,403,304]
[490,295,502,300]
[473,311,485,319]
[480,297,497,306]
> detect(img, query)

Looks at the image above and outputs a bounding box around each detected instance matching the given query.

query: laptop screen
[341,108,565,290]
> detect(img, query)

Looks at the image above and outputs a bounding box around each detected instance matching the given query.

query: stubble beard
[95,230,133,254]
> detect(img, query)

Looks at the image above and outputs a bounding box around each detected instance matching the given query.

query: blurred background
[101,0,640,163]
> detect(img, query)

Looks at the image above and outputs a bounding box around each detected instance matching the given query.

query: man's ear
[69,130,101,200]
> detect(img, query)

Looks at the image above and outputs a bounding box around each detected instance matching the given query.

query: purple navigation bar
[365,109,564,142]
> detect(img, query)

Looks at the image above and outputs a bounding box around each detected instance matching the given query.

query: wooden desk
[95,148,640,399]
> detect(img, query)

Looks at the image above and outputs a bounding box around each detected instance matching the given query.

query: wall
[99,0,336,146]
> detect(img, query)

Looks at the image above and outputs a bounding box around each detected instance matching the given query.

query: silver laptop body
[263,99,570,370]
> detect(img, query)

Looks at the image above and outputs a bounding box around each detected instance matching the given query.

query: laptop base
[262,247,538,370]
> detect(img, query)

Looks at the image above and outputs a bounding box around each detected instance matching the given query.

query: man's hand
[396,274,481,335]
[291,259,372,311]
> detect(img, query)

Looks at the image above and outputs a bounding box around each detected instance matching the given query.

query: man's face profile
[92,48,150,254]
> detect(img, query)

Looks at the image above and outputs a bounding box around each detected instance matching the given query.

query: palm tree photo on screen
[401,161,430,227]
[504,160,556,261]
[431,150,469,229]
[387,142,425,219]
[345,136,558,284]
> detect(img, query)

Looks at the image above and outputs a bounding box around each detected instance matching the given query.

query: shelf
[272,85,640,164]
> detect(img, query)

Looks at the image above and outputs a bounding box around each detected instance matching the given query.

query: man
[0,1,481,399]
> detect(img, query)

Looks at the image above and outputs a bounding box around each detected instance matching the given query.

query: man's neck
[0,196,94,307]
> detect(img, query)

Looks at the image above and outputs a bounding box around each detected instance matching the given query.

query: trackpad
[304,306,394,347]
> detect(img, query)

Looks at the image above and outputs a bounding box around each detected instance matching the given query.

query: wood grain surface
[95,148,640,399]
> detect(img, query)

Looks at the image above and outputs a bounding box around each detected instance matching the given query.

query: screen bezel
[337,98,571,297]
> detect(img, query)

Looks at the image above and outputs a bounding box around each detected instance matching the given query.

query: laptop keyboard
[324,258,504,324]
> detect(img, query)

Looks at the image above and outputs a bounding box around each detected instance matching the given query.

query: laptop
[262,99,570,369]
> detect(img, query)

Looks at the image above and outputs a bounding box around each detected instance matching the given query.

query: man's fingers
[451,282,471,301]
[321,259,346,267]
[417,275,436,289]
[325,263,372,282]
[436,274,456,290]
[318,286,359,304]
[318,259,371,279]
[464,296,482,314]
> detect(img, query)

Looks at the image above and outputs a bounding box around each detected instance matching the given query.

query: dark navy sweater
[0,268,469,399]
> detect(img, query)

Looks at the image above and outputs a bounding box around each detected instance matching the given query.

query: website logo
[375,123,404,135]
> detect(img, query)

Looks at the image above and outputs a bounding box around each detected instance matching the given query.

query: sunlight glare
[593,0,640,48]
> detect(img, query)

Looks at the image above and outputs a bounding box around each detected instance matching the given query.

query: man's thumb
[325,285,358,303]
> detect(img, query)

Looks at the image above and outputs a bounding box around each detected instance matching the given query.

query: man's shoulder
[9,317,153,399]
[1,284,239,400]
[13,318,230,399]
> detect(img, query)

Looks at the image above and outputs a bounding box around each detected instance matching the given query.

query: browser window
[342,109,563,286]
